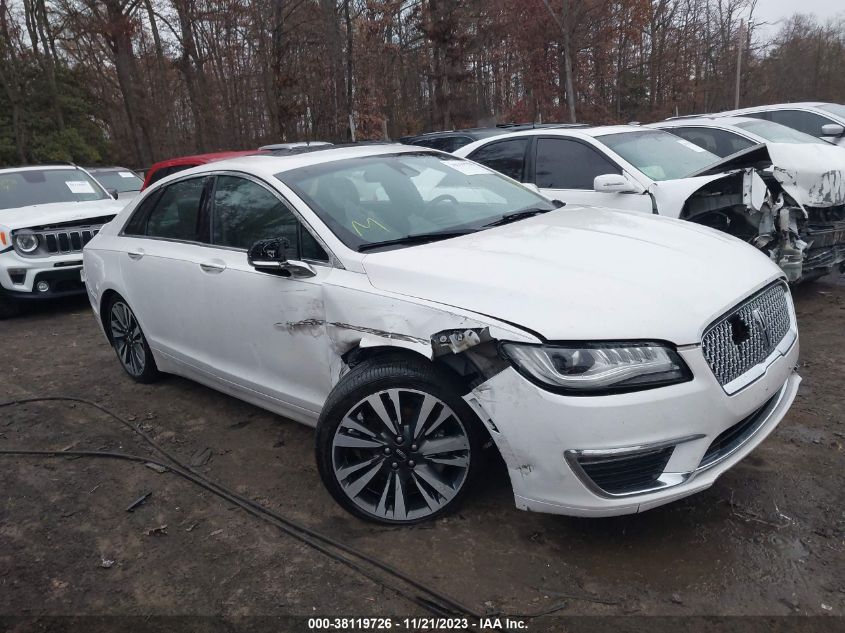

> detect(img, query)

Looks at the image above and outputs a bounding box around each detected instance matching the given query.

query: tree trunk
[104,0,154,165]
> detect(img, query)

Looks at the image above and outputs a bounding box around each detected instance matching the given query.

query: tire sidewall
[105,295,159,383]
[315,358,484,525]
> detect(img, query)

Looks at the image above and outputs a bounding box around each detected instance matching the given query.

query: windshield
[818,104,845,120]
[90,169,143,192]
[735,120,827,145]
[0,168,108,210]
[596,130,720,181]
[277,152,553,250]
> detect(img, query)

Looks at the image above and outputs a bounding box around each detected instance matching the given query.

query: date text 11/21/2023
[307,617,529,630]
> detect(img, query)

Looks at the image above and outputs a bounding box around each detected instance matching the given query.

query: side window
[144,177,207,241]
[443,136,474,152]
[211,175,328,261]
[468,139,529,181]
[535,138,620,189]
[123,191,161,236]
[768,110,834,137]
[147,164,193,187]
[671,127,755,157]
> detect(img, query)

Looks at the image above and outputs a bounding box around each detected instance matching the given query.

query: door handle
[127,248,145,260]
[199,260,226,273]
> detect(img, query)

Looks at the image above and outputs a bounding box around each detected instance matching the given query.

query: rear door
[119,175,213,364]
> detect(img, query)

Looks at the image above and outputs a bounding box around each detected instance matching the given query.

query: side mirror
[247,237,316,279]
[593,174,638,193]
[821,123,845,137]
[106,188,119,199]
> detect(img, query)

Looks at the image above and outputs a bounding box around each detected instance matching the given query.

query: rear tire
[316,354,484,524]
[105,295,160,383]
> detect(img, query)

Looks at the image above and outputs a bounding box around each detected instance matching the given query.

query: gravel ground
[0,275,843,631]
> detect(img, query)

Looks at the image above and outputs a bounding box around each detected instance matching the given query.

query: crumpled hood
[0,199,125,231]
[766,142,845,208]
[362,207,783,344]
[687,141,845,208]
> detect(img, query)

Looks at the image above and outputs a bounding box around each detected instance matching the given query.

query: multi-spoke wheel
[316,356,483,524]
[107,296,159,383]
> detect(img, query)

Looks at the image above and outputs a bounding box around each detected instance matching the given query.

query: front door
[188,173,335,419]
[532,137,652,213]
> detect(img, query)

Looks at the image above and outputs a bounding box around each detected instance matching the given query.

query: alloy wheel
[110,301,146,377]
[331,388,471,522]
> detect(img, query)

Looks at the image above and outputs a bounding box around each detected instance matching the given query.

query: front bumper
[465,337,800,517]
[0,250,86,300]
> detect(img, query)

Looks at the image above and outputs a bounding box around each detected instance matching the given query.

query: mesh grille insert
[701,283,791,387]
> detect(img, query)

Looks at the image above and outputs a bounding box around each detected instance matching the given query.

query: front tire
[106,296,160,383]
[316,355,484,524]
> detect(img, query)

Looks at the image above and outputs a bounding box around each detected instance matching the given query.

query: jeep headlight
[501,341,691,394]
[14,232,39,253]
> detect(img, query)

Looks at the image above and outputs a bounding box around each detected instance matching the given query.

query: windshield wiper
[483,205,559,228]
[357,229,475,252]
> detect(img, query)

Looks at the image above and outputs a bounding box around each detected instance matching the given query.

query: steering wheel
[426,194,459,209]
[420,194,459,223]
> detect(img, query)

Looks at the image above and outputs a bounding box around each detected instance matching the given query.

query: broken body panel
[677,142,845,282]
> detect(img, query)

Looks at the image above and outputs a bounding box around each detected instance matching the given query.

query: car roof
[466,124,655,143]
[653,116,760,127]
[717,102,835,116]
[259,142,332,150]
[148,150,263,171]
[84,166,138,173]
[402,122,586,141]
[148,144,446,186]
[0,164,89,175]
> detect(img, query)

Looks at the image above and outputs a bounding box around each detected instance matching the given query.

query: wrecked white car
[455,125,845,282]
[82,145,800,524]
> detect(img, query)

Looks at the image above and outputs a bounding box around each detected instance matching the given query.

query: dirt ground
[1,274,844,630]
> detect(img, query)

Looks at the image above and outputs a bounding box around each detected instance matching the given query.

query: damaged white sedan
[455,125,845,283]
[83,145,800,524]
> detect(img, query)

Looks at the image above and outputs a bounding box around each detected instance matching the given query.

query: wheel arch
[99,289,122,342]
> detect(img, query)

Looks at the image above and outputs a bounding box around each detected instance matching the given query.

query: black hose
[0,396,488,620]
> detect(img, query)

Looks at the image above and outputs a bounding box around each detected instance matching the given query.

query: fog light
[36,281,49,293]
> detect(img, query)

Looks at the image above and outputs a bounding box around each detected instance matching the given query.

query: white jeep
[0,165,125,318]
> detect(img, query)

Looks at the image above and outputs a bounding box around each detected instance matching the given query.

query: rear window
[467,138,529,181]
[0,169,108,210]
[147,164,194,187]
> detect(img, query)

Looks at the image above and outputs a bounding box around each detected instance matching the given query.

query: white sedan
[83,145,800,524]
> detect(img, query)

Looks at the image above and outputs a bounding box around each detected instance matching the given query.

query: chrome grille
[701,282,792,387]
[42,227,99,254]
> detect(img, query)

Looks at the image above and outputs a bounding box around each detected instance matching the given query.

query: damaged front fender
[280,270,539,387]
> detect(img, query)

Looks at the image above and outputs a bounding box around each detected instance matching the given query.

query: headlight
[14,232,39,253]
[501,341,691,394]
